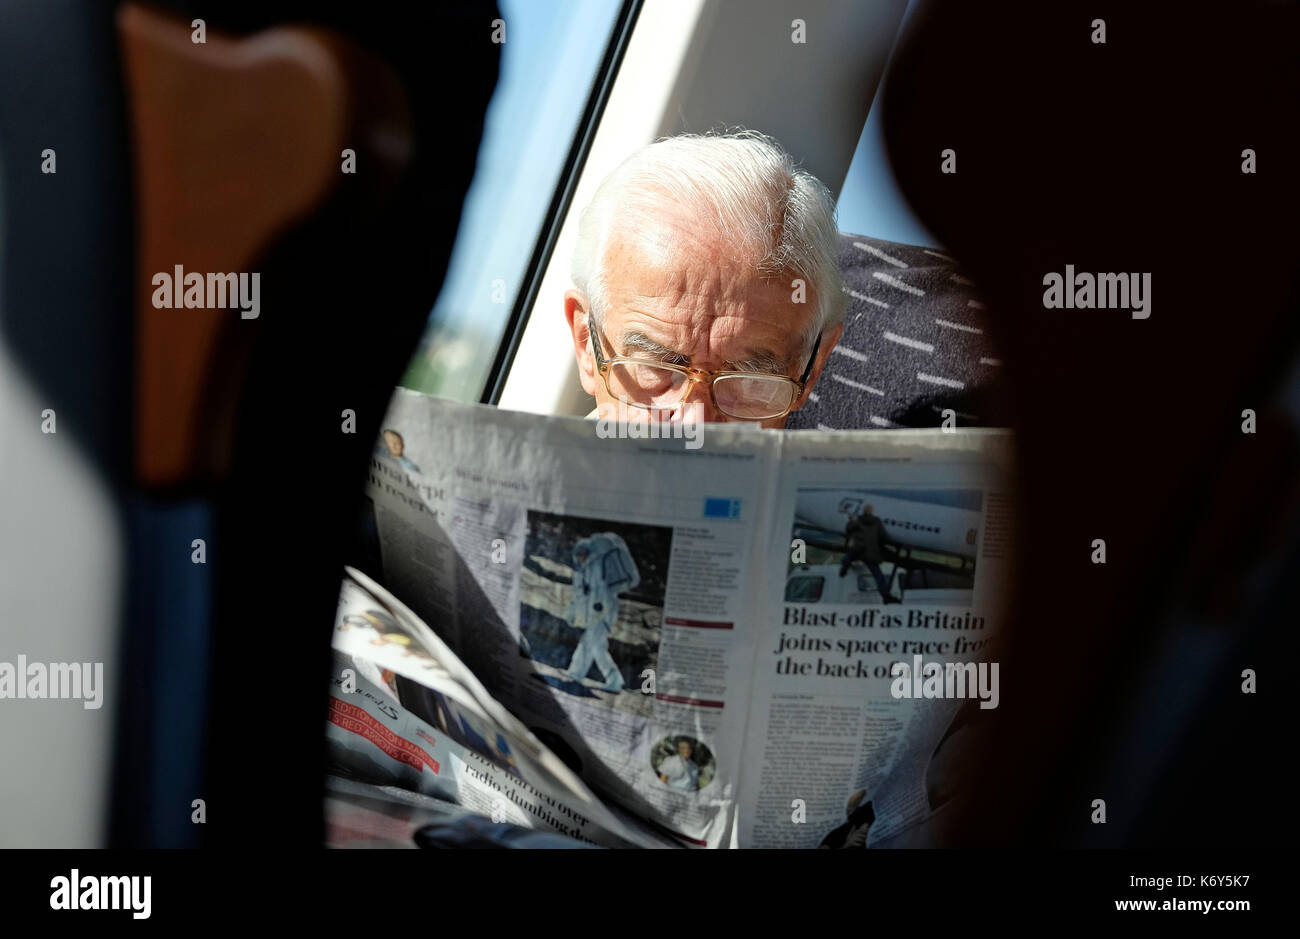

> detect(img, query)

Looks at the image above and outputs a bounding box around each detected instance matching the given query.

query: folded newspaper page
[362,390,1015,848]
[328,568,676,848]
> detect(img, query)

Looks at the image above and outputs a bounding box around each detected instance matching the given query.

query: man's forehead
[604,218,806,308]
[600,235,811,364]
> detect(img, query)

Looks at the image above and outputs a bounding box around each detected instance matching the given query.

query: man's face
[568,210,841,428]
[383,432,403,457]
[677,740,693,760]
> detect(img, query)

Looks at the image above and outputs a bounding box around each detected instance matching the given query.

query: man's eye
[626,364,674,389]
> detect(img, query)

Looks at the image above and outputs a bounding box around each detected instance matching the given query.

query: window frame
[480,0,644,405]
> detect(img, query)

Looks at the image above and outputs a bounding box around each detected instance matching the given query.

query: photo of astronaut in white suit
[518,511,671,718]
[561,533,639,692]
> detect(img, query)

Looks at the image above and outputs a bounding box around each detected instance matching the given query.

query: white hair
[571,130,844,352]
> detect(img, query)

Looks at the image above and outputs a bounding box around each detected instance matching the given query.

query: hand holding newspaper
[334,391,1015,848]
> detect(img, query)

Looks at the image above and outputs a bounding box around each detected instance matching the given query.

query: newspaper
[328,567,676,848]
[357,390,1015,848]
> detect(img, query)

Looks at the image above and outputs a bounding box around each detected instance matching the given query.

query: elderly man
[565,131,844,427]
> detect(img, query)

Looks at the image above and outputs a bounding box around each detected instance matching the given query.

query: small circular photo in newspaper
[650,735,715,792]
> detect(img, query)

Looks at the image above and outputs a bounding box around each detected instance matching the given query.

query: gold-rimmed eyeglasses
[590,325,821,422]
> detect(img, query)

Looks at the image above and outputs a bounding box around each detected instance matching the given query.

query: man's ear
[793,322,844,411]
[565,289,599,397]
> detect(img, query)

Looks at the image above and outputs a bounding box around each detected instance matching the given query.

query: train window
[398,0,633,403]
[835,0,940,249]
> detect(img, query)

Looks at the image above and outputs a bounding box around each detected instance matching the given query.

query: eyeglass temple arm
[798,332,823,385]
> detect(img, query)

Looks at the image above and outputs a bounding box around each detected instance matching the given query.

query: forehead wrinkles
[605,232,717,333]
[627,233,773,313]
[603,219,804,361]
[626,270,760,356]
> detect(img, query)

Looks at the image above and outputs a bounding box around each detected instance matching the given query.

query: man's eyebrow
[724,350,791,375]
[619,331,792,375]
[619,330,690,365]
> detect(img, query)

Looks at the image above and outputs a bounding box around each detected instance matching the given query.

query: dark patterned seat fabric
[786,232,1011,431]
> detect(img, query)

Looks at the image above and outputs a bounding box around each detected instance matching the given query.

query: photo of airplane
[787,488,983,605]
